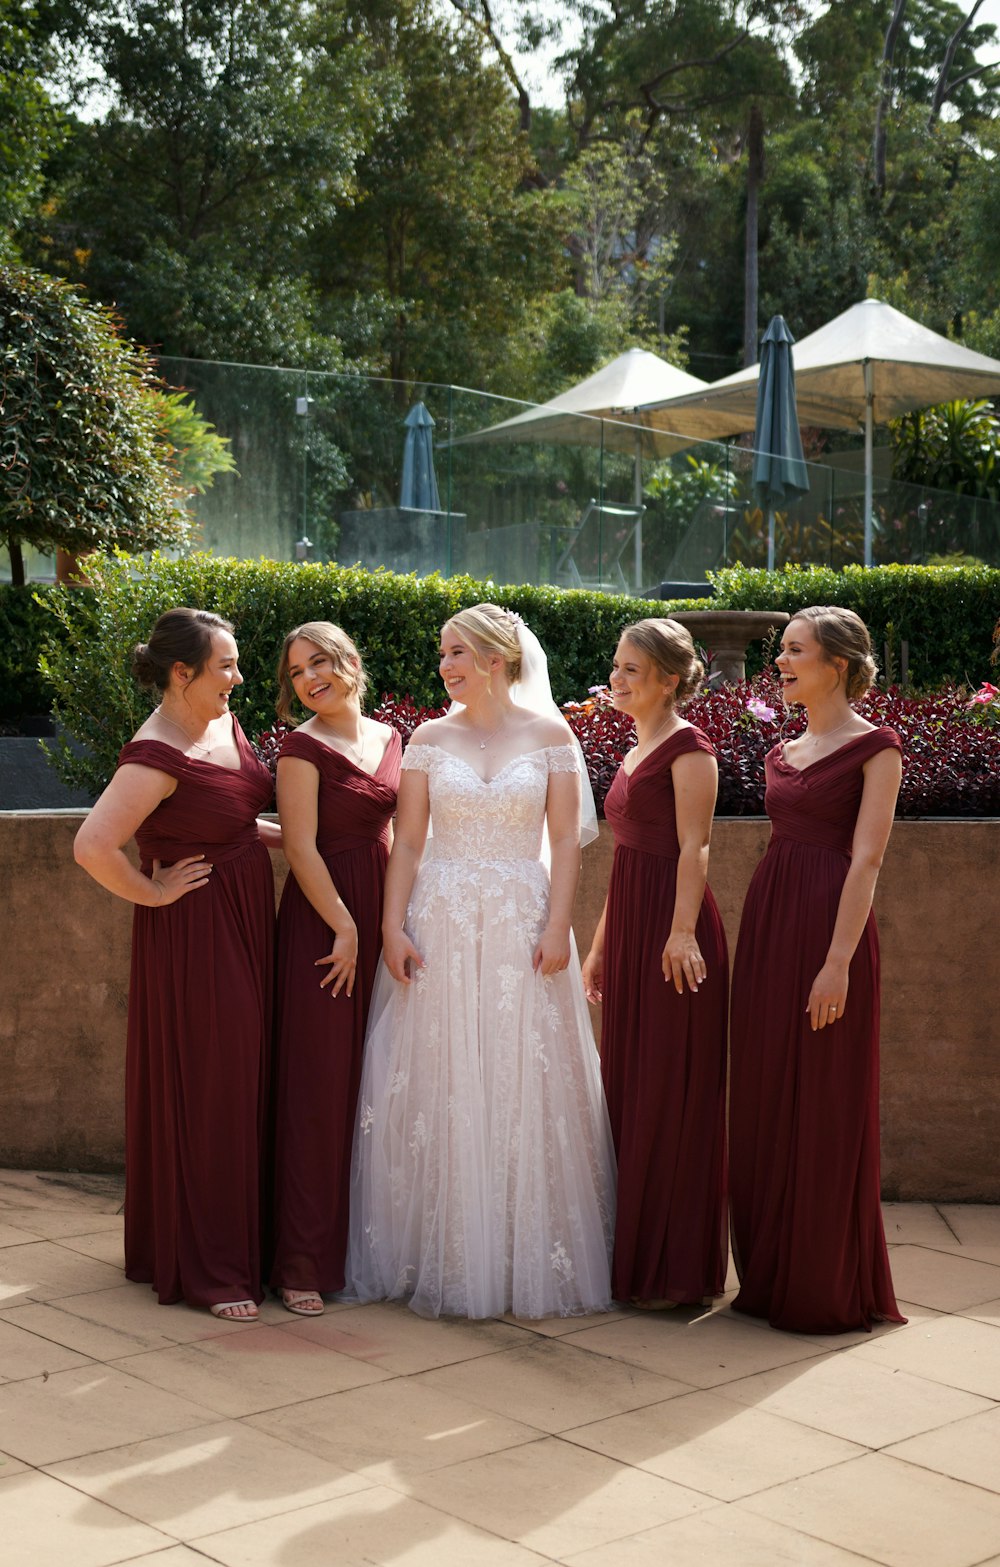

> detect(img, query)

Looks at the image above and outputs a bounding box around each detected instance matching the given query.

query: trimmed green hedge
[35,553,679,793]
[10,555,1000,790]
[708,564,1000,686]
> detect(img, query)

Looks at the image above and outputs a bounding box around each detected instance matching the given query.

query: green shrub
[37,552,676,793]
[28,555,1000,790]
[708,563,1000,686]
[0,584,61,720]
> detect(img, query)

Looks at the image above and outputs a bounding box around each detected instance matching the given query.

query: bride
[347,604,615,1319]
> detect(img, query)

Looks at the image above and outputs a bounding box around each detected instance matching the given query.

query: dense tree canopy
[4,0,1000,395]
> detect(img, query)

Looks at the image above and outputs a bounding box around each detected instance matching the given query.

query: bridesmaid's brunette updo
[793,606,877,700]
[275,621,367,724]
[621,618,704,706]
[132,608,234,692]
[445,604,523,685]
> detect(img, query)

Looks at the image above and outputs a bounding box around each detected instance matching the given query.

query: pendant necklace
[634,709,676,764]
[317,718,366,765]
[802,713,856,748]
[472,711,509,750]
[155,706,213,756]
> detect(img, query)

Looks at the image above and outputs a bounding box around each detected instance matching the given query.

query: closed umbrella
[753,316,810,570]
[640,299,1000,564]
[399,401,441,511]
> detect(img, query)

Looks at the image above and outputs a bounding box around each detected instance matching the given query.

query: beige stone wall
[1,812,997,1199]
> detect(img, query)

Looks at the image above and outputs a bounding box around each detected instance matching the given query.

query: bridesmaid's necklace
[316,716,366,764]
[801,712,856,748]
[633,708,677,764]
[155,706,213,756]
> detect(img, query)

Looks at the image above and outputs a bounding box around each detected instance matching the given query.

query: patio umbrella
[752,316,810,570]
[640,298,1000,563]
[399,401,441,512]
[453,349,708,588]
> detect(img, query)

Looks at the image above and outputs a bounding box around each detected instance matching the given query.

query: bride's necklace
[467,710,510,750]
[155,706,213,756]
[801,712,856,748]
[315,716,366,764]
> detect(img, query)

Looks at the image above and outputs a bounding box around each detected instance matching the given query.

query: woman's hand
[382,926,425,985]
[581,948,603,1004]
[662,930,706,995]
[807,961,849,1032]
[533,925,570,977]
[316,923,359,998]
[151,856,212,905]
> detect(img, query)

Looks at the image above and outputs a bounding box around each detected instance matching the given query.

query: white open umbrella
[641,299,1000,563]
[457,347,706,457]
[454,348,707,587]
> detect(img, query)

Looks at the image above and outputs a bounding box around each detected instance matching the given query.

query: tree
[1,265,190,584]
[319,0,563,390]
[0,1,70,247]
[37,0,383,365]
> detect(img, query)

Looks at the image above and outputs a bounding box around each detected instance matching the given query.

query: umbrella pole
[634,434,643,594]
[863,360,874,567]
[767,508,775,572]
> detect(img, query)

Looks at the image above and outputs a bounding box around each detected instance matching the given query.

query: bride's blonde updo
[445,603,523,685]
[620,617,704,706]
[791,605,877,700]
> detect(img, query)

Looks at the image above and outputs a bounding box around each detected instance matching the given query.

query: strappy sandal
[281,1289,324,1316]
[210,1300,259,1320]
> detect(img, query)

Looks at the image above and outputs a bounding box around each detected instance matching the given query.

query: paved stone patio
[1,1168,998,1566]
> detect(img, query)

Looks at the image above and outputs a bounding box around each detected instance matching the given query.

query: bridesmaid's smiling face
[609,636,677,721]
[776,618,846,705]
[285,636,357,717]
[177,629,243,720]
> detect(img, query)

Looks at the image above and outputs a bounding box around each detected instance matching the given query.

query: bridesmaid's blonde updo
[792,606,877,700]
[620,618,704,706]
[445,603,523,685]
[132,607,234,692]
[276,621,368,724]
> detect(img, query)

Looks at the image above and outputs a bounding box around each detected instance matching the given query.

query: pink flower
[969,682,1000,706]
[747,697,777,723]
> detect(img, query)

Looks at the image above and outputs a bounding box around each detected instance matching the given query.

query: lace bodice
[402,742,579,863]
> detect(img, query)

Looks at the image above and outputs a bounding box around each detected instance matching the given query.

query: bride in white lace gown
[347,605,615,1319]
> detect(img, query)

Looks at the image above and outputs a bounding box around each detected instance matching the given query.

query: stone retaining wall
[1,812,997,1199]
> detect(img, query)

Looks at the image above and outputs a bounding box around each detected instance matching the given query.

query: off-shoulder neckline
[407,740,574,786]
[775,726,895,775]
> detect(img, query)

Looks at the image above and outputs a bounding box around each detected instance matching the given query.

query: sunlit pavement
[1,1169,999,1567]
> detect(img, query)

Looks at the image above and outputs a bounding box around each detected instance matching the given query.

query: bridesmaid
[582,618,728,1309]
[729,605,905,1334]
[270,622,400,1314]
[74,608,277,1320]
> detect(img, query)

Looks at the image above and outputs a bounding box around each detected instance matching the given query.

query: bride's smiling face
[439,623,497,702]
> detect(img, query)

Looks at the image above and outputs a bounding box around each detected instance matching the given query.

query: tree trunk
[929,0,986,127]
[743,104,764,368]
[874,0,908,197]
[6,537,25,587]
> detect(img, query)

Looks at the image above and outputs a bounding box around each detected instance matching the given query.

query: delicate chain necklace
[468,711,510,750]
[155,706,213,756]
[633,709,677,763]
[316,717,366,765]
[801,713,856,747]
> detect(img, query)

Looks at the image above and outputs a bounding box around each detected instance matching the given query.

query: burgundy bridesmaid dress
[601,725,729,1304]
[270,728,401,1295]
[120,720,275,1308]
[729,727,906,1334]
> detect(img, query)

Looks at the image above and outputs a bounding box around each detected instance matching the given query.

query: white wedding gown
[346,741,616,1319]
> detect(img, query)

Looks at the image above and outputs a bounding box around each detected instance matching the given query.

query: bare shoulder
[366,717,397,743]
[406,716,450,746]
[516,711,573,751]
